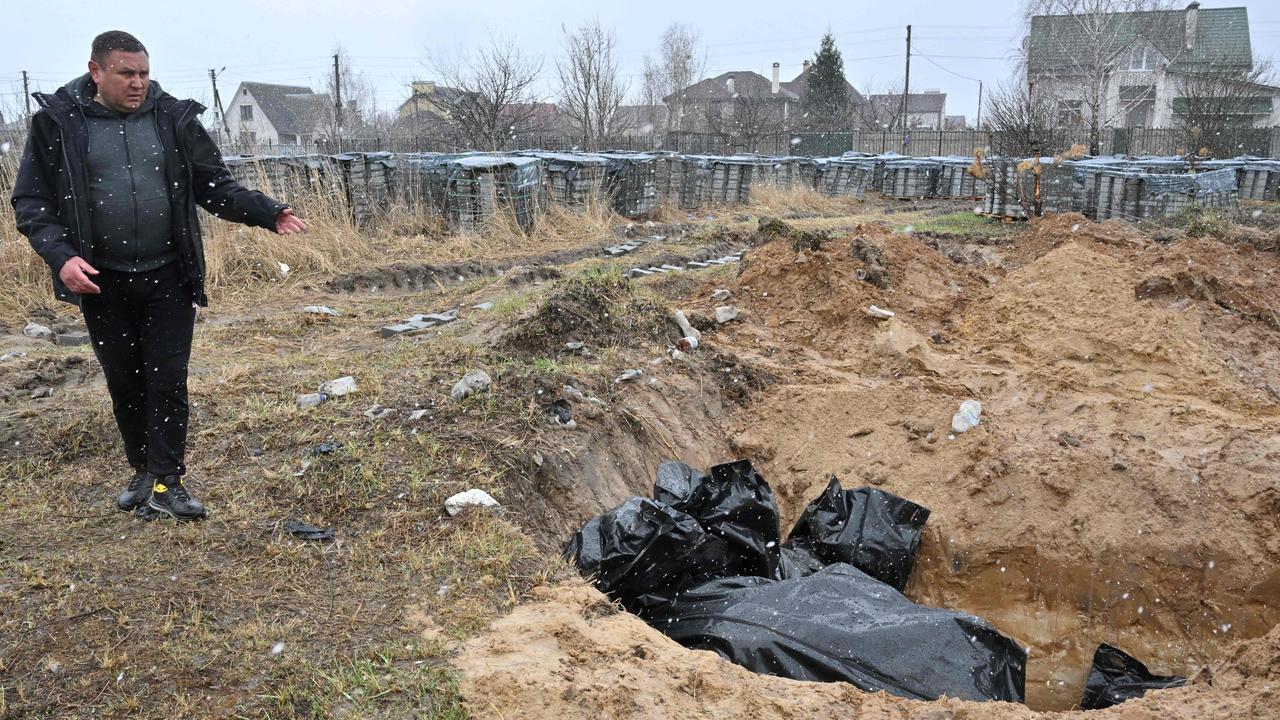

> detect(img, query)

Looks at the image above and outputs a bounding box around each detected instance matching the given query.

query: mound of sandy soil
[457,581,1278,720]
[459,215,1280,716]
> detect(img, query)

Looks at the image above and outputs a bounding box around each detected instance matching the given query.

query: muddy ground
[0,200,1277,719]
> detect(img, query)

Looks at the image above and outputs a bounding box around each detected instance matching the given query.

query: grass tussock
[746,183,864,218]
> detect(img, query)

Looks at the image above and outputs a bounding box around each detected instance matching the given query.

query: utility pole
[976,80,983,130]
[901,25,911,151]
[22,71,31,118]
[333,53,343,151]
[209,68,230,139]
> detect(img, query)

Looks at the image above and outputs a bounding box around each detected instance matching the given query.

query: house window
[1120,86,1156,128]
[1057,100,1084,127]
[240,105,254,121]
[1126,45,1159,71]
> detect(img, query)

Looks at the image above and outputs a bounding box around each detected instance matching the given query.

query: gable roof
[780,67,865,104]
[238,81,333,136]
[1027,5,1252,75]
[869,92,947,114]
[665,71,800,104]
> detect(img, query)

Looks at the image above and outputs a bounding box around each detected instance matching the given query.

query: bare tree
[639,55,665,136]
[1171,59,1276,158]
[854,79,906,131]
[658,23,707,133]
[703,93,786,153]
[558,19,629,149]
[984,77,1059,157]
[429,36,546,151]
[1023,0,1178,153]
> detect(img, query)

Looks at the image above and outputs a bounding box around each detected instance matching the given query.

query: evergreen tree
[805,33,851,130]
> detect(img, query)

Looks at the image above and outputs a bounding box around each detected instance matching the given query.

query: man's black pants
[81,265,196,478]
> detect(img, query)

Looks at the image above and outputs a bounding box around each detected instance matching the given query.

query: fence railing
[4,123,1280,166]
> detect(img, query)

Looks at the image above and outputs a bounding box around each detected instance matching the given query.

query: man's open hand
[276,208,307,235]
[59,256,101,295]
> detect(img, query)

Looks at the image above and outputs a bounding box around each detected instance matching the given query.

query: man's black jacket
[10,76,286,307]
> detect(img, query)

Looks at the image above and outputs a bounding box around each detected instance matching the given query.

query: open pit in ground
[459,214,1280,718]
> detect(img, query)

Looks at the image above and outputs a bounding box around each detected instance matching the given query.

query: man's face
[88,50,149,113]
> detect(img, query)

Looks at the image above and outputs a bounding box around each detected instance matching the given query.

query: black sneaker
[147,477,207,521]
[116,472,156,512]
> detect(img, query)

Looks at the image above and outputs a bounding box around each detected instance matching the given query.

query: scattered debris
[445,488,502,516]
[473,301,494,311]
[673,310,702,343]
[302,305,339,316]
[544,399,577,429]
[715,306,740,324]
[55,332,90,347]
[867,305,895,319]
[1058,431,1082,448]
[675,336,699,352]
[310,441,342,455]
[563,341,588,355]
[29,386,53,399]
[614,369,643,384]
[710,289,732,302]
[408,409,429,421]
[451,369,492,401]
[363,405,395,420]
[951,400,983,433]
[1,351,27,361]
[318,376,357,396]
[296,393,327,409]
[23,323,53,341]
[283,520,335,542]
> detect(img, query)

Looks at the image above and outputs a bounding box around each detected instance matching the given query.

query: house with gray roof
[1027,2,1280,129]
[867,91,949,130]
[665,62,864,133]
[225,81,333,151]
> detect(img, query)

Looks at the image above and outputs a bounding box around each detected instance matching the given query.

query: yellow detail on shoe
[153,483,168,494]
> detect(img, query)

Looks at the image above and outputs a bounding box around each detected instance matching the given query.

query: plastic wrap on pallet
[445,154,544,232]
[814,157,872,199]
[334,152,397,225]
[1192,167,1241,209]
[882,158,942,199]
[1235,159,1280,201]
[598,152,660,218]
[515,151,610,208]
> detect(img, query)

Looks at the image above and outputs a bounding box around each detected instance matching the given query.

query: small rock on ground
[451,370,492,401]
[715,306,739,324]
[445,489,501,516]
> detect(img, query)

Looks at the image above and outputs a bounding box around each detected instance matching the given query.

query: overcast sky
[4,0,1279,127]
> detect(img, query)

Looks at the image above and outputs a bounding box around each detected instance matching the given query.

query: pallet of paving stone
[881,159,942,199]
[814,159,872,199]
[517,151,610,208]
[334,152,398,225]
[1237,161,1280,201]
[446,155,545,233]
[599,153,660,218]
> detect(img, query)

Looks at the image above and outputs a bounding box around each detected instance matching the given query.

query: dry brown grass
[745,183,865,217]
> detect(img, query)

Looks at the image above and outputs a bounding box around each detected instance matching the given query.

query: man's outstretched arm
[185,122,306,234]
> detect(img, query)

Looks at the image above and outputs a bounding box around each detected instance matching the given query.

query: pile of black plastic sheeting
[564,458,1027,704]
[1081,644,1187,710]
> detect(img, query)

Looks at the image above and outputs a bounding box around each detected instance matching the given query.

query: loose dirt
[460,213,1280,717]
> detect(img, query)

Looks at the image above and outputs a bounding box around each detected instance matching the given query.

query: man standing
[11,31,306,521]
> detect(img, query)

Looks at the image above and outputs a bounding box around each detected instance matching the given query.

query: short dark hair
[91,31,148,65]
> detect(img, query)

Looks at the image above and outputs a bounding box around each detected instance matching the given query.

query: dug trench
[461,214,1280,717]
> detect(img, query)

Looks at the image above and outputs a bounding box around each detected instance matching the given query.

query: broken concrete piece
[472,301,494,311]
[659,265,683,272]
[411,311,458,325]
[364,405,395,420]
[319,376,357,396]
[615,369,643,383]
[445,489,501,516]
[297,393,327,408]
[381,323,419,338]
[628,268,654,278]
[711,289,732,302]
[451,369,492,402]
[686,261,710,268]
[30,386,53,399]
[408,409,429,421]
[867,305,896,319]
[302,305,339,316]
[23,323,53,340]
[55,332,90,347]
[673,310,702,343]
[715,306,740,324]
[562,385,587,403]
[564,341,587,355]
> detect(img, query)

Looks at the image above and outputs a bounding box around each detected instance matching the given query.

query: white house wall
[226,88,280,146]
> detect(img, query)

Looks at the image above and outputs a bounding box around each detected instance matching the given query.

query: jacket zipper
[122,117,141,265]
[59,132,90,267]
